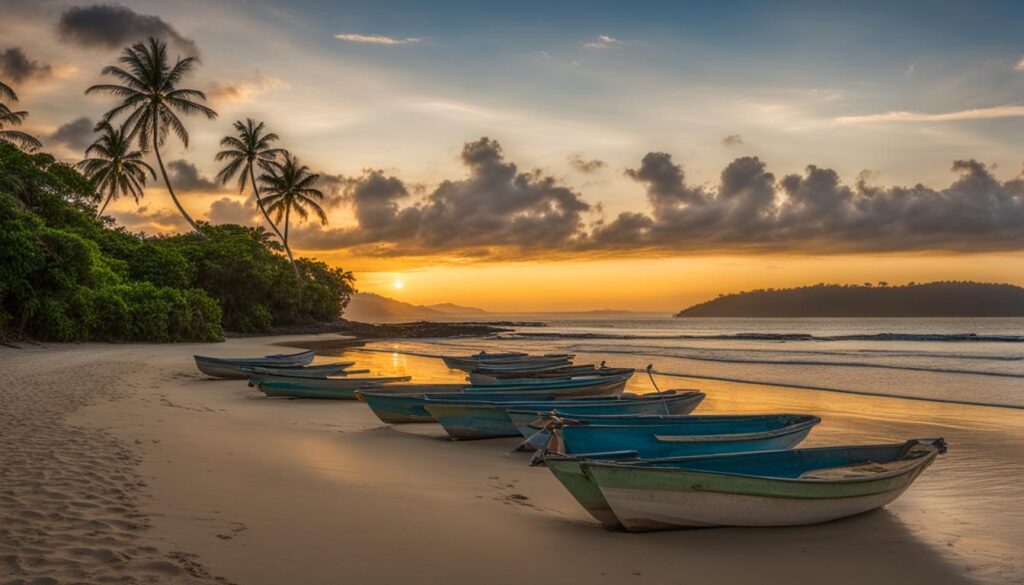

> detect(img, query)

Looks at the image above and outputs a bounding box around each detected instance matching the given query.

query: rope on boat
[646,364,671,415]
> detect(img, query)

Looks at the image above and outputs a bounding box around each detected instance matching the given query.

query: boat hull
[194,350,315,379]
[543,440,944,531]
[427,391,705,441]
[556,415,820,458]
[257,376,411,399]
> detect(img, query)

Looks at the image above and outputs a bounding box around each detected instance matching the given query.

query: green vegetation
[675,282,1024,318]
[0,142,354,342]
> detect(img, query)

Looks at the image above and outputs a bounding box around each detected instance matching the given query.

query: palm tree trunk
[96,192,113,217]
[152,110,204,236]
[283,205,303,302]
[249,163,285,242]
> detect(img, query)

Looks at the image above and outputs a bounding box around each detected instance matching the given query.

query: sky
[2,0,1024,311]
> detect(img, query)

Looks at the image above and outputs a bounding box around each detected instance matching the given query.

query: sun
[393,280,405,290]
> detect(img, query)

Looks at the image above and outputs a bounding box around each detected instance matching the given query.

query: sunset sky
[3,0,1024,311]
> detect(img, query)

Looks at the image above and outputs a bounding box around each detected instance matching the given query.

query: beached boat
[442,353,573,372]
[467,357,576,374]
[467,366,633,385]
[359,389,643,424]
[256,375,412,399]
[243,366,371,386]
[194,350,315,379]
[542,439,947,531]
[425,391,705,440]
[548,413,820,458]
[241,361,358,380]
[463,373,631,397]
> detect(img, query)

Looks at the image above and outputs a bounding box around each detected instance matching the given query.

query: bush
[0,142,353,342]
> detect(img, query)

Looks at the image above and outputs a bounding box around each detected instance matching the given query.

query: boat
[439,352,528,370]
[359,390,644,424]
[194,350,315,379]
[442,353,573,372]
[542,439,947,531]
[547,413,820,458]
[256,375,413,399]
[463,373,631,396]
[240,361,358,380]
[467,366,633,385]
[243,366,371,386]
[425,391,706,440]
[467,357,576,374]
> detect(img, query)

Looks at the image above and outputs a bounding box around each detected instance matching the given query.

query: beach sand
[2,335,1021,584]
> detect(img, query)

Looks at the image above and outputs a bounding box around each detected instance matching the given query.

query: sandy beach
[2,334,1022,585]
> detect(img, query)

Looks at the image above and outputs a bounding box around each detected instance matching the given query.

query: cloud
[568,153,606,174]
[208,72,288,104]
[47,117,95,151]
[167,160,218,192]
[0,47,52,83]
[589,152,1024,253]
[110,206,188,233]
[583,35,622,49]
[206,197,261,225]
[334,33,421,45]
[721,134,744,146]
[835,105,1024,124]
[57,4,199,57]
[291,137,591,256]
[1015,57,1024,72]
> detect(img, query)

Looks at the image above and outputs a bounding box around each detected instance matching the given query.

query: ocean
[376,317,1024,409]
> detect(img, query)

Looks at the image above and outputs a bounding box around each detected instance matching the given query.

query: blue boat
[359,390,661,424]
[548,413,821,458]
[542,439,947,531]
[463,373,632,395]
[424,391,706,440]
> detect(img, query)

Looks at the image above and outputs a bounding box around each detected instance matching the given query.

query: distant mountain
[344,293,489,323]
[427,302,490,316]
[675,282,1024,318]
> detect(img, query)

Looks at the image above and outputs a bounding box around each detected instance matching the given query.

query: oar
[646,364,670,415]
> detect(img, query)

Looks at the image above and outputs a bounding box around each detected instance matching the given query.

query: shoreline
[3,335,1021,584]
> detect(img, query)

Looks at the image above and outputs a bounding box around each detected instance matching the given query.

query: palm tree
[215,118,284,241]
[258,152,327,292]
[75,121,156,216]
[85,37,217,235]
[0,79,42,152]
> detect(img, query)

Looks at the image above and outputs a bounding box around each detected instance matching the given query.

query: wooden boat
[548,413,820,458]
[256,375,412,399]
[240,361,357,380]
[542,439,947,531]
[359,390,642,424]
[442,353,573,372]
[463,373,631,396]
[467,357,576,374]
[467,366,633,385]
[425,391,705,441]
[243,367,371,386]
[194,350,315,379]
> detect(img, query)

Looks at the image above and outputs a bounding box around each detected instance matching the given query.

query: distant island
[675,282,1024,318]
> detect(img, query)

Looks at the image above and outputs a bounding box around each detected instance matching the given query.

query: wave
[506,331,1024,343]
[559,345,1024,379]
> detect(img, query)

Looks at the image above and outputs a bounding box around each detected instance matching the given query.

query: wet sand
[2,334,1021,584]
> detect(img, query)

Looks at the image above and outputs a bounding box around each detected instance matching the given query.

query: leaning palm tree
[258,152,328,293]
[0,79,42,152]
[85,37,217,235]
[215,118,284,240]
[75,121,156,216]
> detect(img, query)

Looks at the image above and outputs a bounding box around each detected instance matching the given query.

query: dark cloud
[110,206,188,233]
[206,197,260,225]
[0,47,52,83]
[568,153,606,174]
[47,117,95,151]
[722,134,744,146]
[591,153,1024,253]
[291,137,591,256]
[167,160,218,192]
[57,4,199,57]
